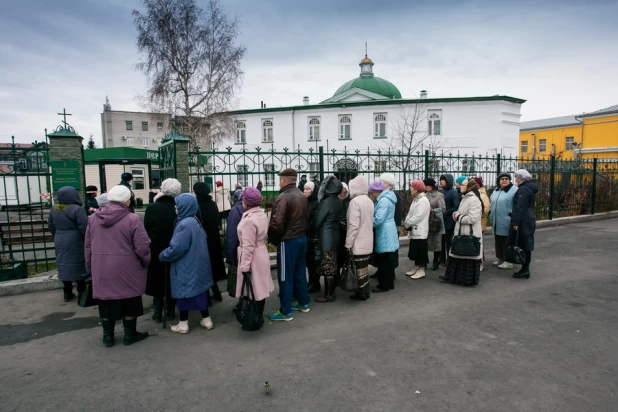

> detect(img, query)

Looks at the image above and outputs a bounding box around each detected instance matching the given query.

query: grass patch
[27,262,57,277]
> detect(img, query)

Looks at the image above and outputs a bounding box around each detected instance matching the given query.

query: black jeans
[523,251,532,271]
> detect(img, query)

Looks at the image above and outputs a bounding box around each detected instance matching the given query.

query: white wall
[101,111,169,150]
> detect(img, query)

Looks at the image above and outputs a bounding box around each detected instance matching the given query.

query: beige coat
[215,186,232,212]
[479,187,491,232]
[404,193,431,240]
[449,191,483,260]
[345,176,374,255]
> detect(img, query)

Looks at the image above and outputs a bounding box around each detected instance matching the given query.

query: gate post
[318,146,325,183]
[591,158,598,215]
[549,155,556,220]
[174,139,190,193]
[46,114,85,204]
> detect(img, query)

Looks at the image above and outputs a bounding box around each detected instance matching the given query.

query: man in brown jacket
[267,168,310,321]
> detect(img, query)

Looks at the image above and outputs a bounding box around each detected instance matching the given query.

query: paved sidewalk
[0,221,617,411]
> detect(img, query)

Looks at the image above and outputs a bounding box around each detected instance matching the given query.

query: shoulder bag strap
[245,272,256,302]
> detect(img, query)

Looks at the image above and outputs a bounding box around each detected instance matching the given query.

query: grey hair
[514,169,532,180]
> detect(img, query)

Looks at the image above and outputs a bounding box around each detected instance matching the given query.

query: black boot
[308,270,321,293]
[76,280,85,296]
[513,265,531,279]
[165,299,176,320]
[101,319,115,348]
[63,281,74,302]
[315,278,336,303]
[431,253,440,271]
[211,284,223,302]
[152,297,162,323]
[123,318,149,346]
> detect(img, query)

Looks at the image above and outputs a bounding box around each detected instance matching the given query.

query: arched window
[374,113,387,138]
[308,117,320,141]
[428,112,441,136]
[262,119,273,142]
[339,115,351,140]
[236,121,246,143]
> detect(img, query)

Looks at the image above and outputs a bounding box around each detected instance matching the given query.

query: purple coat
[85,202,151,300]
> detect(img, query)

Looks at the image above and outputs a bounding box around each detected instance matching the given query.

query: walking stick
[162,263,169,330]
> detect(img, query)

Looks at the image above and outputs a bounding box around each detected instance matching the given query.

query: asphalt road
[0,221,616,412]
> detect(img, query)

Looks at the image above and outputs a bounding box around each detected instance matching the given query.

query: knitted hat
[514,169,532,180]
[216,180,223,187]
[98,193,110,208]
[472,177,484,188]
[455,176,467,186]
[368,180,385,193]
[160,178,182,197]
[411,180,426,192]
[86,185,98,194]
[304,181,315,191]
[243,187,262,207]
[423,178,436,188]
[379,172,397,188]
[107,185,132,203]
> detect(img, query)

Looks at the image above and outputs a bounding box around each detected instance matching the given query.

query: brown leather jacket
[268,183,308,244]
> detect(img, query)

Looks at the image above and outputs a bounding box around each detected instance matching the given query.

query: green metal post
[591,158,598,215]
[496,153,501,175]
[424,150,430,180]
[549,155,556,220]
[318,146,325,183]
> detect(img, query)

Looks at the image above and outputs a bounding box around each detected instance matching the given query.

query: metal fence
[188,145,618,225]
[0,136,54,280]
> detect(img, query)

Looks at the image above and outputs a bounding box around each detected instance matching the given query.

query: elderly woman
[85,185,151,347]
[303,181,321,292]
[379,172,403,231]
[48,186,88,302]
[405,180,431,280]
[439,179,483,286]
[97,193,110,209]
[369,180,399,293]
[472,177,491,271]
[313,175,344,302]
[235,188,273,330]
[337,182,351,281]
[160,194,214,334]
[424,178,446,271]
[194,182,226,303]
[509,169,539,279]
[144,178,181,323]
[490,173,518,269]
[225,185,245,298]
[345,176,374,301]
[85,185,99,215]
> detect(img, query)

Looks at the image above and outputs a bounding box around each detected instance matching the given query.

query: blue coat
[373,190,399,253]
[159,194,213,299]
[489,184,518,236]
[440,174,460,231]
[225,200,244,265]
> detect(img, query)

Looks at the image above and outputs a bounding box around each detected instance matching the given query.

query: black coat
[307,190,319,239]
[196,194,227,282]
[440,174,460,231]
[144,196,176,297]
[393,191,403,227]
[509,180,539,251]
[298,179,307,192]
[86,196,99,216]
[313,177,344,252]
[119,180,136,211]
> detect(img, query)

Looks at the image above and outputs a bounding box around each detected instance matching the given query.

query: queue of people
[49,167,537,347]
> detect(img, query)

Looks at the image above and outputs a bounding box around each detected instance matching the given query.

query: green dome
[333,76,402,99]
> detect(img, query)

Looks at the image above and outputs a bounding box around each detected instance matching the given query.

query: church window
[309,117,320,141]
[262,119,273,143]
[339,115,351,140]
[374,113,387,138]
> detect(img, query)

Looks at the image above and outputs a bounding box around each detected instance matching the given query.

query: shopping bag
[77,275,98,308]
[339,251,359,293]
[506,231,526,264]
[235,272,262,331]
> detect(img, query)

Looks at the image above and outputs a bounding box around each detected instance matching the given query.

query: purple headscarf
[368,180,385,193]
[243,187,262,207]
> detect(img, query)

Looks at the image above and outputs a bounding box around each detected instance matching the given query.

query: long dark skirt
[408,238,429,266]
[177,291,209,312]
[98,296,144,322]
[443,257,481,286]
[354,254,371,289]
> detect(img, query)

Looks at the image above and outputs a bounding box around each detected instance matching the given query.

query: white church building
[227,54,525,157]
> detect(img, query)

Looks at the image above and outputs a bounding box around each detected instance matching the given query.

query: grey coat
[48,187,88,281]
[426,190,446,251]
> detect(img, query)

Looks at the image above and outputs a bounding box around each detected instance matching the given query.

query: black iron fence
[0,136,54,280]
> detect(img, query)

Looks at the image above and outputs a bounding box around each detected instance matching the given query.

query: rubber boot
[151,297,162,323]
[102,319,115,348]
[123,318,149,346]
[315,278,336,303]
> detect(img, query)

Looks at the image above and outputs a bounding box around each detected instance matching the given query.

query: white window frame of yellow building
[521,140,529,154]
[565,136,575,151]
[539,139,547,153]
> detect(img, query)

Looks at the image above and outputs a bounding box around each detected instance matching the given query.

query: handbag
[235,272,262,331]
[428,209,441,233]
[339,251,358,292]
[505,230,526,264]
[77,274,98,308]
[450,222,481,257]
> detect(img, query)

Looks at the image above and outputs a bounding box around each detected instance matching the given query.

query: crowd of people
[48,167,538,347]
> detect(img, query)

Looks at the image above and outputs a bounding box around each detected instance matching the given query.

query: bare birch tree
[133,0,246,148]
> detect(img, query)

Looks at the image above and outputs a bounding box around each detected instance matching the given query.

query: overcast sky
[1,0,617,145]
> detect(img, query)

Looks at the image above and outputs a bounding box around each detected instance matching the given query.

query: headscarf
[472,177,483,188]
[215,180,223,187]
[462,179,484,214]
[368,180,385,193]
[243,187,262,207]
[514,169,532,180]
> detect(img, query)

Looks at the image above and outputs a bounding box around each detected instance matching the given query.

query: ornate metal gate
[158,139,176,180]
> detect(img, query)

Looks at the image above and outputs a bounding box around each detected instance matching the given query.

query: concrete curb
[2,211,617,297]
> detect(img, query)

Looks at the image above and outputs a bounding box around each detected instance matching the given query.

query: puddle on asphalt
[0,312,100,346]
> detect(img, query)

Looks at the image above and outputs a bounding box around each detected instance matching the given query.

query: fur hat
[107,185,132,203]
[304,181,315,191]
[379,172,397,188]
[514,169,532,180]
[423,178,437,188]
[121,172,133,182]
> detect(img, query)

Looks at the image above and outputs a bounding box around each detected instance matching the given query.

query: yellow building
[519,104,618,160]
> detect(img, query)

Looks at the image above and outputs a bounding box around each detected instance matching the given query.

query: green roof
[227,95,526,116]
[333,76,402,99]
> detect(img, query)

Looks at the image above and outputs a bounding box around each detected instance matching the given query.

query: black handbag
[506,230,526,264]
[339,251,358,293]
[428,209,441,233]
[235,272,262,331]
[450,222,481,257]
[77,275,98,308]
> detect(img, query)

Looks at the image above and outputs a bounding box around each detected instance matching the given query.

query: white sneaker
[498,262,513,269]
[406,266,419,276]
[171,320,190,334]
[492,260,503,266]
[480,264,484,272]
[410,268,426,279]
[200,317,214,330]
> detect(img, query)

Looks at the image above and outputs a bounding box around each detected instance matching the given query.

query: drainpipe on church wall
[292,109,296,149]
